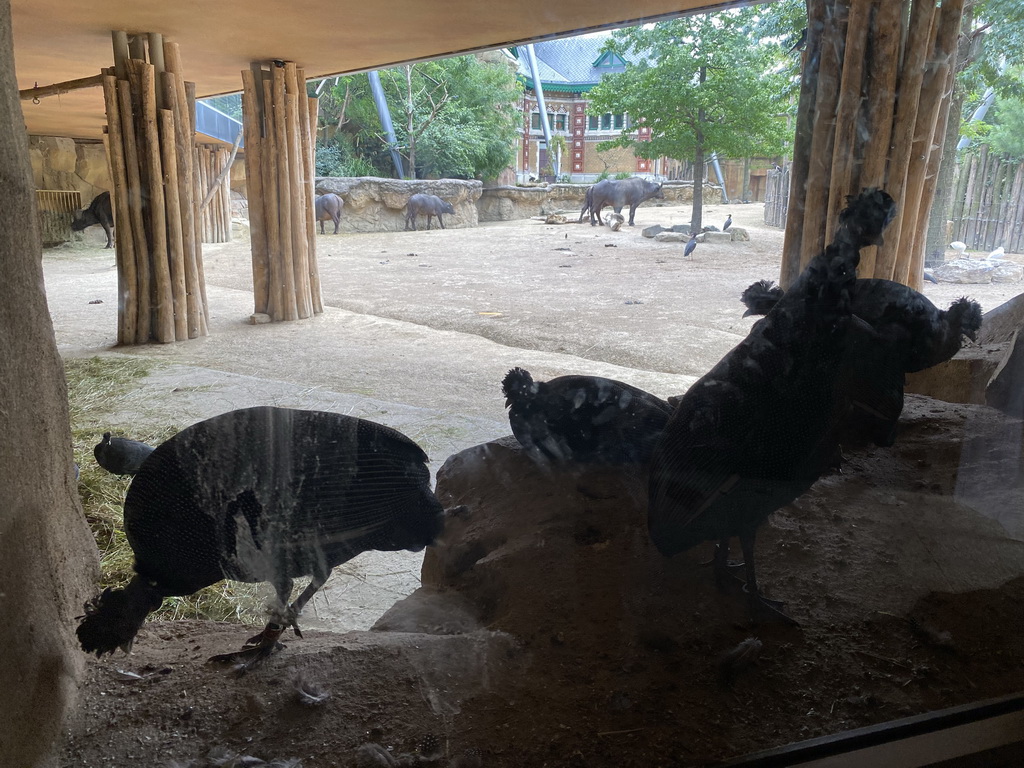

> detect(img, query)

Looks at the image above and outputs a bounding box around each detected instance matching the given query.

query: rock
[730,227,750,242]
[670,224,690,233]
[979,293,1024,345]
[987,330,1024,416]
[641,225,664,238]
[905,344,1006,405]
[371,587,482,635]
[544,214,568,224]
[932,257,1023,284]
[606,212,625,231]
[249,313,272,325]
[315,176,482,233]
[654,231,689,243]
[703,231,733,244]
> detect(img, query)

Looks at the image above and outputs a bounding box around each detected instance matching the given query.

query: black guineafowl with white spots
[77,406,444,671]
[502,367,673,465]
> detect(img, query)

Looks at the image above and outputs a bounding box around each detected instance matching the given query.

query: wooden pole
[780,0,828,288]
[102,74,137,345]
[111,31,130,81]
[304,92,323,314]
[159,108,188,340]
[273,64,298,321]
[148,33,165,109]
[798,0,847,272]
[19,73,104,101]
[131,58,174,343]
[262,73,283,320]
[825,0,871,245]
[117,79,151,343]
[873,0,937,280]
[285,63,311,317]
[856,0,903,278]
[242,67,270,314]
[128,34,146,62]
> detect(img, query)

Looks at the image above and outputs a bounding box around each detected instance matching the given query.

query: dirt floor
[47,202,1024,767]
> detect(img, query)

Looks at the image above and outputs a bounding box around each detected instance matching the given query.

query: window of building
[532,112,568,132]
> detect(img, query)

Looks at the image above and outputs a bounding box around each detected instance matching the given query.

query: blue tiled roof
[517,33,631,88]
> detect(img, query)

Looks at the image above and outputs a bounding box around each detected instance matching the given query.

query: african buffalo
[71,191,114,248]
[315,193,344,234]
[581,178,664,227]
[404,193,455,231]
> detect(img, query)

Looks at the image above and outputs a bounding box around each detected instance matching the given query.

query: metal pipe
[709,152,730,203]
[368,70,405,178]
[957,87,995,151]
[524,44,553,176]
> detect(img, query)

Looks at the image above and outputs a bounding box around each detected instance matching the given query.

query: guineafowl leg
[707,538,746,593]
[208,578,296,673]
[739,532,799,626]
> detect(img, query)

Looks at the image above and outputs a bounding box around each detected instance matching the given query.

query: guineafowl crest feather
[76,577,164,657]
[502,367,538,406]
[950,297,983,341]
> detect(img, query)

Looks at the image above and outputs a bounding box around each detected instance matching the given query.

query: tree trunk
[691,66,707,234]
[926,90,964,267]
[742,156,751,202]
[405,65,416,180]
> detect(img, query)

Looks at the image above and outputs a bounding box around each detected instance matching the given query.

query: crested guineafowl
[649,188,896,624]
[502,367,673,465]
[77,406,444,672]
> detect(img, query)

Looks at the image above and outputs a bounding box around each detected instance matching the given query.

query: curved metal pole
[524,44,553,177]
[368,70,405,178]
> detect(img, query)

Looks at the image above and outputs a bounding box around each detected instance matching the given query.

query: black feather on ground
[739,278,982,448]
[648,188,897,624]
[93,431,155,475]
[77,406,444,671]
[502,367,673,465]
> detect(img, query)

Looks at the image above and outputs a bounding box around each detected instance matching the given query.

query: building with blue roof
[513,34,665,183]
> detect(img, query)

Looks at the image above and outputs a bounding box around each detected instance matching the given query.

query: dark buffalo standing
[315,193,344,234]
[405,193,455,231]
[581,178,664,227]
[71,191,114,248]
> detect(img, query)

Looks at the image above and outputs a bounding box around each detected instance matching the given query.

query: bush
[615,171,634,180]
[315,140,380,177]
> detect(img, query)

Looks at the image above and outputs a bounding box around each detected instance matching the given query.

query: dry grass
[65,355,264,625]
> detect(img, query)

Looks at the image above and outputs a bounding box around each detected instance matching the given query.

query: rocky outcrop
[315,177,481,232]
[479,181,723,222]
[28,136,109,200]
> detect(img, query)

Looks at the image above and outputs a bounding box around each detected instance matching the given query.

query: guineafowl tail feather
[949,297,983,341]
[740,279,784,317]
[76,576,164,657]
[502,367,536,405]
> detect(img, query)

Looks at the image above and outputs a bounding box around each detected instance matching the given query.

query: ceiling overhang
[13,0,745,140]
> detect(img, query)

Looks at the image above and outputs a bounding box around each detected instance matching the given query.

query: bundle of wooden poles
[951,147,1024,254]
[196,144,234,243]
[102,31,208,344]
[780,0,965,291]
[241,61,322,321]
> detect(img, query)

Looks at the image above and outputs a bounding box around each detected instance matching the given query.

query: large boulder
[315,177,482,233]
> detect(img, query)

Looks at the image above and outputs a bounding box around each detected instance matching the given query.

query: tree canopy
[586,10,790,231]
[315,54,522,181]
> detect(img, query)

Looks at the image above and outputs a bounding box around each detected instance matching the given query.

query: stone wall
[478,181,723,222]
[314,177,482,233]
[28,136,109,202]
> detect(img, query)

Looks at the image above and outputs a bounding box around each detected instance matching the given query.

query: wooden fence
[950,146,1024,254]
[36,189,82,245]
[763,168,790,229]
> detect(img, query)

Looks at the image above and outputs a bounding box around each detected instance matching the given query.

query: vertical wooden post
[242,67,270,314]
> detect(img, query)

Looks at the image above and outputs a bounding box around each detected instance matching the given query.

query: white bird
[949,241,968,255]
[987,246,1005,260]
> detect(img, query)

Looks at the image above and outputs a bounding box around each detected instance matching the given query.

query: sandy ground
[47,202,1024,634]
[46,202,1024,767]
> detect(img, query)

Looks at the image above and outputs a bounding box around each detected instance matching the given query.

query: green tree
[927,0,1024,264]
[316,55,521,180]
[587,11,789,232]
